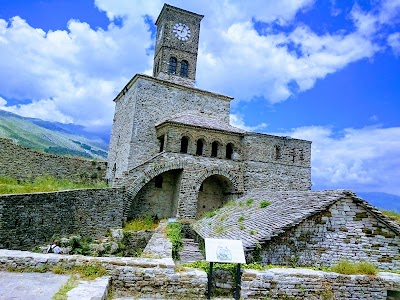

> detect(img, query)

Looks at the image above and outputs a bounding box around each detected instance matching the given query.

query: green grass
[0,176,108,195]
[52,264,108,280]
[123,216,159,231]
[260,201,271,208]
[52,275,80,300]
[330,260,377,275]
[381,210,400,224]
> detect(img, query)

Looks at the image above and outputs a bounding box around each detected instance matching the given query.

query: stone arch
[195,168,241,192]
[124,160,187,220]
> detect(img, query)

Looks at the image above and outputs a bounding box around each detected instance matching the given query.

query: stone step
[179,238,205,263]
[67,276,111,300]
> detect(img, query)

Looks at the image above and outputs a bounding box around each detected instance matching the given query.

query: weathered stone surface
[0,188,124,250]
[0,138,106,182]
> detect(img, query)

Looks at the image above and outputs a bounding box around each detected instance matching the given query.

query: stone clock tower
[153,4,203,87]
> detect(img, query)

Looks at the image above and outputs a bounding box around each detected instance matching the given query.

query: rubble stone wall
[0,188,124,250]
[241,268,400,300]
[257,197,400,270]
[0,138,106,181]
[0,250,399,299]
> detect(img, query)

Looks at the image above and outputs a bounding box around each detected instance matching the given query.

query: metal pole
[234,263,241,300]
[207,262,213,300]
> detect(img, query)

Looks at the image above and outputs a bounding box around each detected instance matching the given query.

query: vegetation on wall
[0,176,108,195]
[166,221,183,260]
[123,216,159,231]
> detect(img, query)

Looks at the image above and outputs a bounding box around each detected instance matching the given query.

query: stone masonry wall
[257,197,400,270]
[0,138,106,181]
[241,268,400,299]
[106,74,232,181]
[0,250,399,299]
[0,250,208,299]
[0,188,124,250]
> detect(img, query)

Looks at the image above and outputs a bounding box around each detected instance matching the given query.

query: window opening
[275,145,281,160]
[155,175,163,188]
[180,60,188,77]
[211,141,218,157]
[180,137,189,153]
[226,143,233,159]
[196,139,204,155]
[158,135,165,152]
[169,57,177,74]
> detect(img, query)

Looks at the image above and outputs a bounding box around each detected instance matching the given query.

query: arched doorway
[196,174,235,218]
[127,169,183,220]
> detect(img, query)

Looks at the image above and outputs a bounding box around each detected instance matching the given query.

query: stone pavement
[0,271,70,300]
[0,272,111,300]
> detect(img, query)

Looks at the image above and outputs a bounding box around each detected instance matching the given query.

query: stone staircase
[179,238,205,263]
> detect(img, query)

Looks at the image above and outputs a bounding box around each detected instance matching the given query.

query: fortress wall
[0,138,107,181]
[0,188,124,250]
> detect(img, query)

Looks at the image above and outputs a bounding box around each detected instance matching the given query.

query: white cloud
[0,96,6,107]
[230,114,267,132]
[0,0,398,130]
[276,126,400,196]
[388,32,400,56]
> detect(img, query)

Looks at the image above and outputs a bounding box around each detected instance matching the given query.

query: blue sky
[0,0,399,195]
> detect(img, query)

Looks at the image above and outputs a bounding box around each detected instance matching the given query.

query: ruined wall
[0,249,399,299]
[0,188,124,250]
[241,268,400,300]
[256,197,400,270]
[0,138,106,181]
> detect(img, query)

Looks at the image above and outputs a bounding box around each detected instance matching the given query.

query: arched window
[226,143,233,159]
[211,141,218,157]
[180,137,189,153]
[275,145,281,160]
[169,57,177,74]
[180,60,188,77]
[196,139,204,155]
[155,175,163,188]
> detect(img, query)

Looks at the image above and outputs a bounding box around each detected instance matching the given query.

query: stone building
[106,4,311,220]
[193,190,400,270]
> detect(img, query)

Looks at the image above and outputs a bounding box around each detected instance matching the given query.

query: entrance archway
[126,169,183,220]
[196,174,235,218]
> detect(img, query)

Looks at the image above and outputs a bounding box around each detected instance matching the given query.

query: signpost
[204,238,246,300]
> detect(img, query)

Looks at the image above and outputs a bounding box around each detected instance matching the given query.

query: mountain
[356,192,400,212]
[0,109,109,159]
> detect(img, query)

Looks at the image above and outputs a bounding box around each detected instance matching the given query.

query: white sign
[205,238,246,264]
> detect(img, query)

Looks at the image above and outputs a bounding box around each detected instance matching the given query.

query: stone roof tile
[156,113,246,134]
[192,190,400,251]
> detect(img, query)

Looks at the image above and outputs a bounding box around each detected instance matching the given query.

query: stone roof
[192,190,400,251]
[156,113,246,134]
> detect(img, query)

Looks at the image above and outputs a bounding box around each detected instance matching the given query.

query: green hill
[0,110,108,159]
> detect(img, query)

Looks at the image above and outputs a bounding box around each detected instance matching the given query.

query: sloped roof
[156,113,246,134]
[192,190,400,251]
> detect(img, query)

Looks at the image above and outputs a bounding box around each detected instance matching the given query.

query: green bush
[124,215,159,231]
[330,260,377,275]
[166,222,183,260]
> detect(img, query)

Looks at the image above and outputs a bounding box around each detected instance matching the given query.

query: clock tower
[153,4,204,87]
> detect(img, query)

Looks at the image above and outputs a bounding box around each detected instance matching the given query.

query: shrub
[330,260,377,275]
[123,215,159,231]
[166,222,183,260]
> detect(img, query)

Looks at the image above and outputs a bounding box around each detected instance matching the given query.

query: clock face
[173,23,191,41]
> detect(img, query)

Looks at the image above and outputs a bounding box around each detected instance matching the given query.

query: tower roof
[155,4,204,26]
